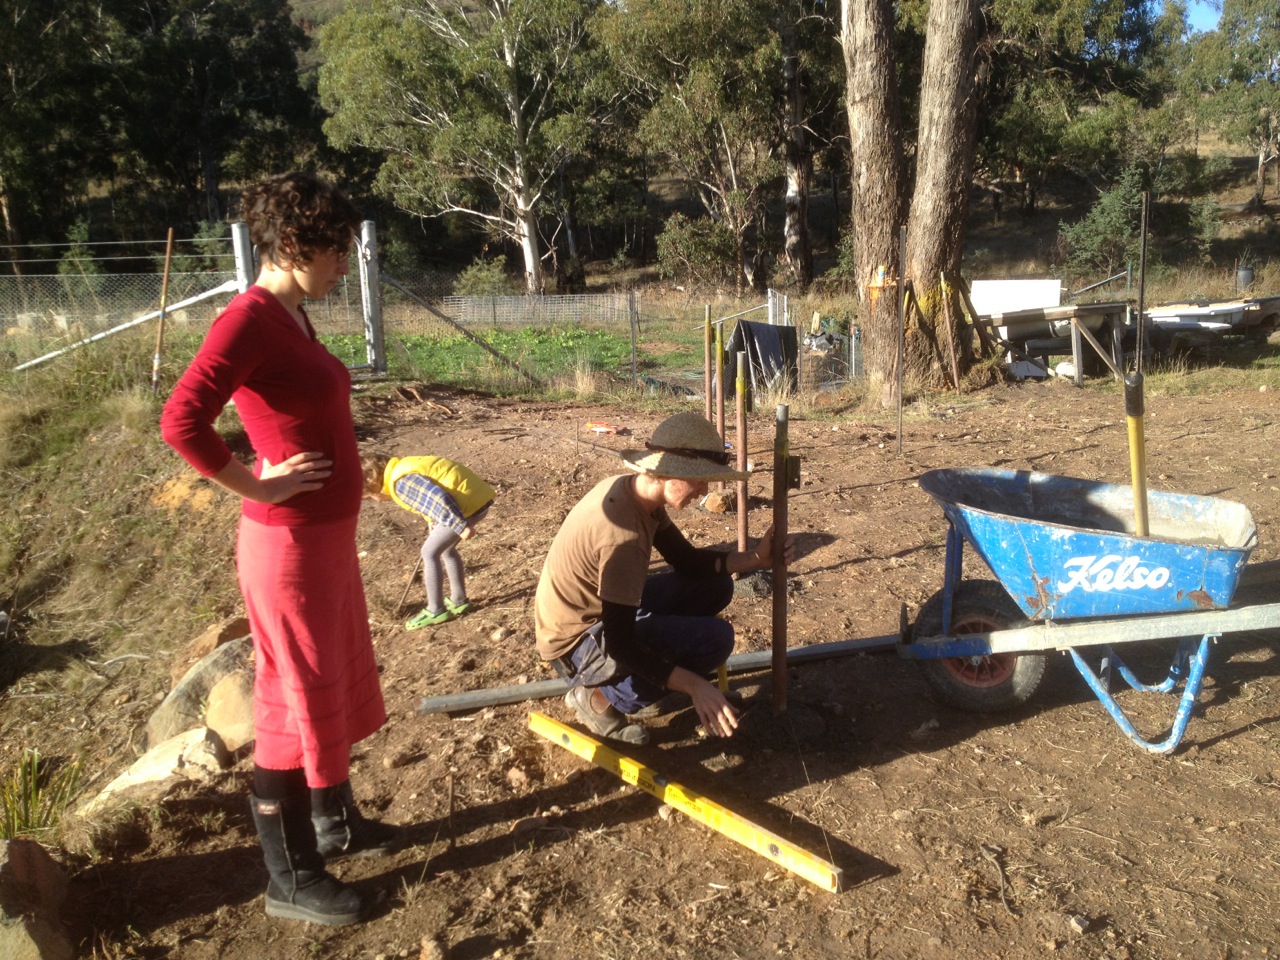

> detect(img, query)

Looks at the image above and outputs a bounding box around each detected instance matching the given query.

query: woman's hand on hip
[258,452,332,503]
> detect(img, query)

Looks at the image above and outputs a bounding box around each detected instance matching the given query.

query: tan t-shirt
[534,474,669,660]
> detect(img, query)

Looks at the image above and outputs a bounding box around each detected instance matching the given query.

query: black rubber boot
[312,780,406,862]
[250,793,365,926]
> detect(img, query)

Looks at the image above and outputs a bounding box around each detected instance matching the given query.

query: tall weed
[0,749,82,840]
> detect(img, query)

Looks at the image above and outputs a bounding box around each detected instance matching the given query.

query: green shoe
[444,598,472,617]
[406,607,452,630]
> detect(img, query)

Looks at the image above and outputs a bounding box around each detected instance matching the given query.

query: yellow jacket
[382,456,495,527]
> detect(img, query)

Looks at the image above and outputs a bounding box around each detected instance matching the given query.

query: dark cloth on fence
[725,320,798,395]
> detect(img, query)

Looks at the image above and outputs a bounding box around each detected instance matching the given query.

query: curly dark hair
[238,172,363,266]
[359,451,391,496]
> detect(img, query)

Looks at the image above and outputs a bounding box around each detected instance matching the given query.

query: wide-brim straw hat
[620,412,749,482]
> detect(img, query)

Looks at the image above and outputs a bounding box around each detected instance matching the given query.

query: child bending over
[363,454,494,629]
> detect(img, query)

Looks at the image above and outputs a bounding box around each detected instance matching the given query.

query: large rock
[145,636,252,750]
[204,669,254,754]
[702,489,736,514]
[0,839,73,960]
[77,728,228,820]
[168,616,250,690]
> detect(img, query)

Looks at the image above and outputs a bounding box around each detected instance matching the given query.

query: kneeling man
[534,412,791,744]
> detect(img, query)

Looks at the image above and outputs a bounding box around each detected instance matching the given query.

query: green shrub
[453,256,515,296]
[820,228,859,289]
[655,212,736,287]
[1188,196,1219,263]
[150,220,230,274]
[1059,165,1145,278]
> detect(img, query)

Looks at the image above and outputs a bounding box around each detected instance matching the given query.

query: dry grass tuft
[101,387,156,436]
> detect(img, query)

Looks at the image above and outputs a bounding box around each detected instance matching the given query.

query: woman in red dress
[161,172,401,926]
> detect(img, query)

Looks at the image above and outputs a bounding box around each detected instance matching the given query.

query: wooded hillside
[0,0,1274,307]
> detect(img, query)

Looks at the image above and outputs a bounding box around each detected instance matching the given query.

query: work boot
[565,684,650,745]
[250,793,364,926]
[312,780,406,862]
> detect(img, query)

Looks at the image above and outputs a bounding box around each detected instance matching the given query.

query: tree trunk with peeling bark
[0,172,20,277]
[781,12,813,289]
[841,0,905,407]
[841,0,983,400]
[904,0,983,390]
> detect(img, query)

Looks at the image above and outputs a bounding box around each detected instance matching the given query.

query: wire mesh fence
[438,293,633,327]
[2,244,856,398]
[0,273,237,365]
[1,265,635,356]
[0,265,644,394]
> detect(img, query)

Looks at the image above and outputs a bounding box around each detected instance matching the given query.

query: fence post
[358,220,386,374]
[766,289,789,327]
[231,222,253,293]
[629,289,638,387]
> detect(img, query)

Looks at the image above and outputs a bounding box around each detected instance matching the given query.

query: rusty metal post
[704,305,713,422]
[771,404,790,714]
[736,351,749,552]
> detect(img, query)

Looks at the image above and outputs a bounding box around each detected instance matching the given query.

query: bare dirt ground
[59,378,1280,959]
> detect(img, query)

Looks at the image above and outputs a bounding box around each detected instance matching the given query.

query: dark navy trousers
[564,570,735,715]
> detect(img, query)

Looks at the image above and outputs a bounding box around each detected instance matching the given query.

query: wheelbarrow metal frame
[904,521,1280,753]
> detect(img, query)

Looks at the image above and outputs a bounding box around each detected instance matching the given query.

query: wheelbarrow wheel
[913,580,1047,713]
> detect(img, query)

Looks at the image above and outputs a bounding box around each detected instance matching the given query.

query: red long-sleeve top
[160,286,362,526]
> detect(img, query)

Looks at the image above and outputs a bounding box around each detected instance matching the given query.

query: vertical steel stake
[772,404,790,715]
[704,305,713,422]
[629,290,639,388]
[715,318,726,439]
[736,350,749,553]
[1128,191,1151,537]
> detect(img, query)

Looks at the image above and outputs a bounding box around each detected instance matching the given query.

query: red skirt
[237,515,386,787]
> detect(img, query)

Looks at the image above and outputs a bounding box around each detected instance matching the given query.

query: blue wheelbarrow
[900,467,1280,753]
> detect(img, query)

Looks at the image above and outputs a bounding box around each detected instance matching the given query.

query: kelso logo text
[1056,555,1171,594]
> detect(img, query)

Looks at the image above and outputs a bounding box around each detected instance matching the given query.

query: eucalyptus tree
[778,1,846,289]
[979,0,1183,208]
[1184,0,1279,205]
[840,0,903,400]
[319,0,604,294]
[603,0,785,291]
[103,0,316,227]
[841,0,981,399]
[841,0,1176,397]
[0,1,112,264]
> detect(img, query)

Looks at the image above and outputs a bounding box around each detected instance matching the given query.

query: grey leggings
[421,524,466,613]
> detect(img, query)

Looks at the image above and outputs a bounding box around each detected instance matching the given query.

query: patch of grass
[328,307,716,395]
[1,335,243,687]
[321,333,370,368]
[1141,339,1280,396]
[0,749,82,839]
[378,326,638,387]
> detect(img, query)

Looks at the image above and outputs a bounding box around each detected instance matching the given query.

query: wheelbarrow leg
[1068,635,1217,754]
[940,524,966,634]
[1102,638,1197,694]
